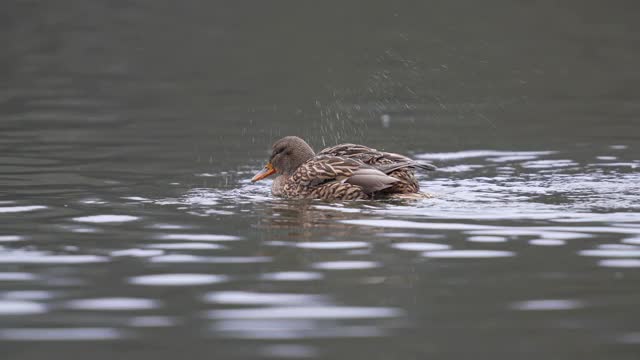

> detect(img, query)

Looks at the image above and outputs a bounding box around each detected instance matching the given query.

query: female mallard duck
[251,136,436,200]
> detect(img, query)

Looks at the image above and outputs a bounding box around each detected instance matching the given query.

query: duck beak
[251,162,276,182]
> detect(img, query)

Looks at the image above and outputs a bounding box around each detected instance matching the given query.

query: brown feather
[258,137,436,200]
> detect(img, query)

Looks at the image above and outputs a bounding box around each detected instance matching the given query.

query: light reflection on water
[1,1,640,356]
[1,147,639,354]
[0,151,640,348]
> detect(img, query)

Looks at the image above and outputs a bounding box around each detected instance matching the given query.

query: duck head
[251,136,316,182]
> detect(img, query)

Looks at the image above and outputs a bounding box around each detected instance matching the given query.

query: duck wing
[376,160,437,173]
[317,143,391,163]
[344,168,399,193]
[292,155,398,194]
[318,143,435,171]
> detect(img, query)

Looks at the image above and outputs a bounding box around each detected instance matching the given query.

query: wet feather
[254,137,436,200]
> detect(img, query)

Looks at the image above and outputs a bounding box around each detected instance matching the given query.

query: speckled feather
[280,156,371,199]
[275,148,432,200]
[317,143,423,194]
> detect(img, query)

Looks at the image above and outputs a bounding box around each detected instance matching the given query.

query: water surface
[1,1,640,359]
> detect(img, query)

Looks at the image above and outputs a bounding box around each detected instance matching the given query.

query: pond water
[1,1,639,359]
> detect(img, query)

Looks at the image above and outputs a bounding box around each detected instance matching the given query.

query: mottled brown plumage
[251,136,436,200]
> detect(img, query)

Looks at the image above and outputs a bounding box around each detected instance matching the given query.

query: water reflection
[0,328,124,341]
[207,306,403,319]
[128,273,228,286]
[511,299,584,311]
[259,271,324,282]
[1,0,639,356]
[66,297,160,311]
[0,300,48,315]
[422,250,515,258]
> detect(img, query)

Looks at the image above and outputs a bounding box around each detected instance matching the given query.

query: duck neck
[272,175,288,196]
[286,144,315,175]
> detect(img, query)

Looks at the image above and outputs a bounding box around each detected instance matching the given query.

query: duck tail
[413,161,437,171]
[377,161,437,174]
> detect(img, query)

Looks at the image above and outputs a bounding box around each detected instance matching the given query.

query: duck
[251,136,436,200]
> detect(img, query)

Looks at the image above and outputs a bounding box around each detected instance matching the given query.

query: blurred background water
[1,1,640,359]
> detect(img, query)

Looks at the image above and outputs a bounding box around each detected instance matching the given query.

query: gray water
[2,1,640,359]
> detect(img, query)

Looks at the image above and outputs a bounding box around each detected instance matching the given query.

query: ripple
[203,291,324,305]
[214,319,384,339]
[129,273,228,286]
[598,259,640,268]
[312,205,362,213]
[259,271,324,281]
[0,205,47,213]
[73,215,139,223]
[415,150,554,161]
[0,300,48,315]
[422,250,515,258]
[343,219,493,230]
[622,236,640,245]
[66,297,160,311]
[146,243,223,250]
[149,223,192,230]
[149,254,270,264]
[521,159,578,169]
[312,261,380,270]
[529,239,566,246]
[296,241,369,250]
[511,299,583,311]
[128,316,177,327]
[378,232,444,239]
[437,164,484,173]
[578,249,640,257]
[65,225,100,234]
[467,236,507,243]
[122,196,151,201]
[618,332,640,344]
[468,229,591,240]
[0,251,109,264]
[391,242,450,251]
[0,272,38,281]
[0,235,23,242]
[110,249,164,257]
[261,344,317,358]
[598,244,639,250]
[0,327,123,341]
[1,291,54,300]
[156,233,241,241]
[207,306,403,319]
[214,319,317,338]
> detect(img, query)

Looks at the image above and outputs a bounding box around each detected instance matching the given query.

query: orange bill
[251,162,276,182]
